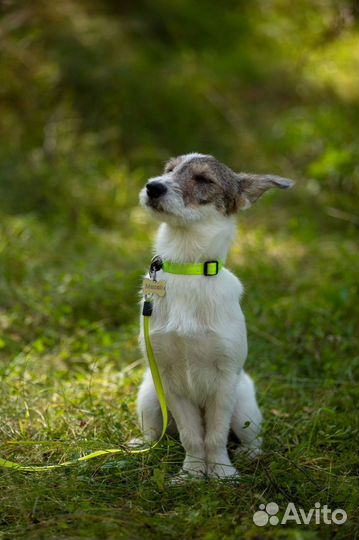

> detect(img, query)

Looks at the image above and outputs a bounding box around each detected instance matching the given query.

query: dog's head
[140,153,294,224]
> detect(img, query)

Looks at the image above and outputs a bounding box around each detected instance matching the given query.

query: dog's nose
[146,181,167,199]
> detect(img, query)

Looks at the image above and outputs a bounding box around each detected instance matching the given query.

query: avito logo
[253,501,347,527]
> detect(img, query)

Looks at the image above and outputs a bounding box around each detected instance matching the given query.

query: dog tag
[143,278,166,297]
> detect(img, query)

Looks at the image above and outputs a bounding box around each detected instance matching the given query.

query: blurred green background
[0,1,358,540]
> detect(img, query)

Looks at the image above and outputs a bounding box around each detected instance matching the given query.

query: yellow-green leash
[0,298,167,472]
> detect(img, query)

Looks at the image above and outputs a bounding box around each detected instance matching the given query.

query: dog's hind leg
[136,368,177,443]
[231,370,262,458]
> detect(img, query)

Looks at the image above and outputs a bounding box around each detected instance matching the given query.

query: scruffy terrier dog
[136,153,293,479]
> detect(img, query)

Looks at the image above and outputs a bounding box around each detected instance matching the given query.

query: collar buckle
[203,260,219,276]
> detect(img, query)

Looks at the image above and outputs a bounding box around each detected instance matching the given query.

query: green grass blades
[1,199,357,540]
[0,0,358,538]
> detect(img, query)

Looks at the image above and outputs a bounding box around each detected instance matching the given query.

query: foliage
[0,1,358,539]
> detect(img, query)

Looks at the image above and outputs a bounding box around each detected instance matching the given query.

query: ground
[1,189,358,539]
[0,1,358,539]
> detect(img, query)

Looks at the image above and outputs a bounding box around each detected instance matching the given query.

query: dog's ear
[236,173,294,210]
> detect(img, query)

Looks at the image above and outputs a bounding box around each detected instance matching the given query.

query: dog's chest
[142,270,247,400]
[151,330,240,400]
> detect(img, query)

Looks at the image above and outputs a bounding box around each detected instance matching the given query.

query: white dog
[136,153,293,479]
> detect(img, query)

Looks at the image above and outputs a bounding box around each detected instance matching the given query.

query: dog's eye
[194,174,213,184]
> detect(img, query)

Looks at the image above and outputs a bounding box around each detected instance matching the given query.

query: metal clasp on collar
[204,260,219,276]
[149,255,163,281]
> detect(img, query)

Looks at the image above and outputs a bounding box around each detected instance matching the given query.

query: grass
[0,185,358,540]
[0,1,358,538]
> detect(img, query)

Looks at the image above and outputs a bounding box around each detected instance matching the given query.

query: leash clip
[149,255,163,282]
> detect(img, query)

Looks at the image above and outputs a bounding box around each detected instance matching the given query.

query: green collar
[150,256,225,277]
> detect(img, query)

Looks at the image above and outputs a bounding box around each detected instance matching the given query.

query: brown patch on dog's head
[163,154,294,215]
[163,155,239,215]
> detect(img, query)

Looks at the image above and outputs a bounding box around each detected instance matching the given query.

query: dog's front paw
[169,456,207,485]
[182,454,207,477]
[207,462,239,479]
[169,468,206,485]
[207,451,239,479]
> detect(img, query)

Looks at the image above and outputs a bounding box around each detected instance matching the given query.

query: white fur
[136,160,263,479]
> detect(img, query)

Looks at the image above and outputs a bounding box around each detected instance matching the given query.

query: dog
[136,153,293,479]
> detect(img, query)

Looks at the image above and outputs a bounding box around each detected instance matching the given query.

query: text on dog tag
[143,278,166,297]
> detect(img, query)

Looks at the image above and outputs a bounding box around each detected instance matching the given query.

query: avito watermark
[253,501,347,527]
